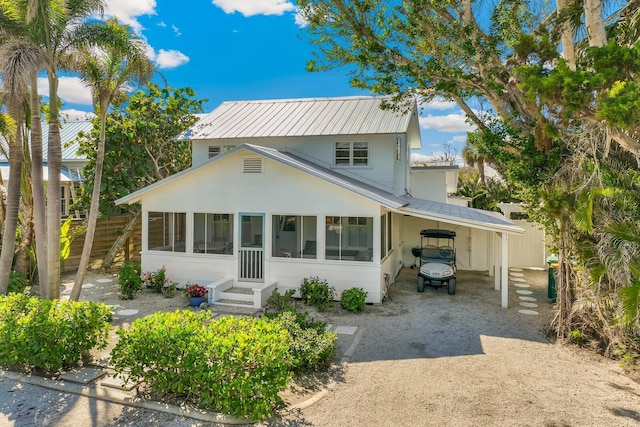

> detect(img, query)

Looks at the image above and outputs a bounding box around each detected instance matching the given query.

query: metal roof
[176,96,416,140]
[399,197,523,234]
[116,143,524,235]
[0,120,92,162]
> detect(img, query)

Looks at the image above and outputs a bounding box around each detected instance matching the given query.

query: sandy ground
[2,267,640,426]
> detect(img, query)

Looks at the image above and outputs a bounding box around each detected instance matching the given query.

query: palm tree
[69,19,154,301]
[0,39,41,294]
[23,0,105,299]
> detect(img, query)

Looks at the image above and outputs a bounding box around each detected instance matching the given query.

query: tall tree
[0,39,39,293]
[69,19,154,301]
[24,0,105,299]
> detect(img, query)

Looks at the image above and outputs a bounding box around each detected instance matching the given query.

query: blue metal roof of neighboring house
[0,120,92,162]
[176,96,417,141]
[116,143,523,235]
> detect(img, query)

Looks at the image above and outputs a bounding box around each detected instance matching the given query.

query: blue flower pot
[189,296,206,307]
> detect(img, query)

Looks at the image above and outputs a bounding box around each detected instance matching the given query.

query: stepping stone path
[116,309,139,316]
[519,302,538,308]
[82,283,95,289]
[512,270,541,316]
[334,326,358,335]
[61,289,72,295]
[96,278,113,284]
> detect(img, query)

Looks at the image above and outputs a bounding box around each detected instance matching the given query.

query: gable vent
[243,158,263,173]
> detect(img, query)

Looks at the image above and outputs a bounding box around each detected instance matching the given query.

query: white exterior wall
[192,133,405,196]
[140,151,386,303]
[409,170,448,202]
[498,203,547,268]
[399,216,491,272]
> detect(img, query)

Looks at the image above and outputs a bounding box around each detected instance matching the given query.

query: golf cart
[412,229,457,295]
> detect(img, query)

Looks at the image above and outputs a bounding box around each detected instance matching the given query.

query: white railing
[239,248,264,281]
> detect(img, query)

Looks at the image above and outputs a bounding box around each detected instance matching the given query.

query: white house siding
[192,133,405,196]
[140,150,387,303]
[497,203,547,268]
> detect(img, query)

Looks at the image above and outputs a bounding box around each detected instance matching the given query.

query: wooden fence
[63,214,142,273]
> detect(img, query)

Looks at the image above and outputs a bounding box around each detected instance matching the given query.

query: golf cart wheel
[417,276,425,292]
[448,279,456,295]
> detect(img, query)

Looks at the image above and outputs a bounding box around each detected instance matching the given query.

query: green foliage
[268,311,336,373]
[300,276,335,311]
[118,262,142,300]
[340,287,368,312]
[73,83,206,216]
[266,288,296,313]
[161,283,177,298]
[141,266,166,293]
[0,294,112,373]
[8,271,28,294]
[110,311,292,421]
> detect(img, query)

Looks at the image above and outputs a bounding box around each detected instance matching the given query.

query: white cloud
[37,76,93,105]
[157,21,166,27]
[102,0,157,33]
[155,49,190,69]
[420,98,457,111]
[60,109,96,121]
[419,113,476,133]
[294,10,309,27]
[212,0,296,17]
[172,24,182,36]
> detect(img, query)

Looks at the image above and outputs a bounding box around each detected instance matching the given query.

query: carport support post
[501,232,509,308]
[494,233,501,291]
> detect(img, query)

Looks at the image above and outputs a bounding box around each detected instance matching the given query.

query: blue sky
[51,0,475,162]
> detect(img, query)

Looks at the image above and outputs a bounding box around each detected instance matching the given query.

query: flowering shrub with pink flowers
[186,283,207,297]
[299,276,335,311]
[142,266,167,294]
[118,262,142,300]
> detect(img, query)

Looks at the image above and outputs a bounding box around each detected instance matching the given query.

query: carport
[397,197,525,308]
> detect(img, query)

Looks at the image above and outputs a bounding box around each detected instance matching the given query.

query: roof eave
[398,207,526,235]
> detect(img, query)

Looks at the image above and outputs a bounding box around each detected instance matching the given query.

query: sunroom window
[148,211,186,252]
[325,216,373,262]
[193,213,234,254]
[272,215,317,259]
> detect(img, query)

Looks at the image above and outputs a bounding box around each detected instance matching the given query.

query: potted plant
[186,283,207,307]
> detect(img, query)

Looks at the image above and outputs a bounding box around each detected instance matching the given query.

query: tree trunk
[584,0,607,47]
[30,76,48,294]
[45,72,61,300]
[103,210,140,272]
[556,0,577,69]
[552,222,574,339]
[0,123,24,294]
[70,106,107,301]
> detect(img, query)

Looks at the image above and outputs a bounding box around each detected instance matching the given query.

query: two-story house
[116,96,523,308]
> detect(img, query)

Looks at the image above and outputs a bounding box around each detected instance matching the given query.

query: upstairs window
[208,145,236,158]
[335,142,368,166]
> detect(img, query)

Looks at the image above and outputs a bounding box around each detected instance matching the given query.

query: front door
[239,213,264,281]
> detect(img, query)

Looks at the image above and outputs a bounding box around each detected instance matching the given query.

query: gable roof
[176,96,417,142]
[116,143,523,235]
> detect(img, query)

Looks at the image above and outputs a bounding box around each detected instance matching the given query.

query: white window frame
[334,141,369,167]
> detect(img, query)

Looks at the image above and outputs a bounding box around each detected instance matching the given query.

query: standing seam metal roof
[176,96,414,140]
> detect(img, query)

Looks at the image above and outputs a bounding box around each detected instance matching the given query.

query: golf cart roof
[420,229,456,239]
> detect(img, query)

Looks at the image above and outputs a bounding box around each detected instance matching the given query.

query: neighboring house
[116,96,523,308]
[0,120,92,218]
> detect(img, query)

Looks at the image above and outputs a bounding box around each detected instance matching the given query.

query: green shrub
[340,287,368,312]
[118,262,142,299]
[142,266,166,293]
[266,287,296,312]
[0,294,112,373]
[300,276,335,311]
[268,310,337,373]
[110,311,292,421]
